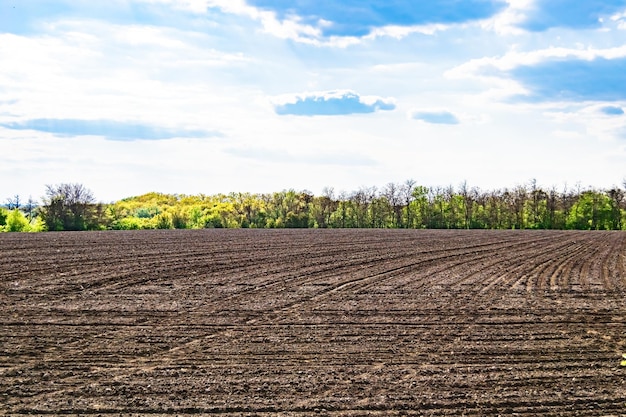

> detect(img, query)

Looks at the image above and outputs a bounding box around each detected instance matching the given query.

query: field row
[1,230,625,415]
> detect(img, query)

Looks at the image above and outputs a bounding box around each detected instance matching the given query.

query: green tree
[409,185,429,229]
[350,187,375,228]
[6,209,30,232]
[370,195,391,228]
[544,187,561,229]
[284,211,309,228]
[187,205,205,229]
[527,179,548,229]
[566,190,613,230]
[512,185,528,229]
[311,187,337,228]
[329,192,350,228]
[0,207,8,228]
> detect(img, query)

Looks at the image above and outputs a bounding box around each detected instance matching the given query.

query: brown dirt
[1,229,625,416]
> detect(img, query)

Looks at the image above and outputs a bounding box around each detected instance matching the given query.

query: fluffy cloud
[0,119,222,141]
[448,46,626,102]
[519,0,626,31]
[4,0,626,200]
[1,0,176,35]
[273,91,396,116]
[175,0,508,43]
[247,0,507,37]
[409,110,459,124]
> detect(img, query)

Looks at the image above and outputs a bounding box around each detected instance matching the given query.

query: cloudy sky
[2,0,626,201]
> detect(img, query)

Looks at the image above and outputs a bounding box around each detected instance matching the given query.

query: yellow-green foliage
[0,207,8,227]
[154,212,173,229]
[6,209,30,232]
[28,217,46,232]
[110,192,239,229]
[18,181,626,231]
[114,217,155,230]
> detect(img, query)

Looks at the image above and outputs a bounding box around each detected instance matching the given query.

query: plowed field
[1,229,626,416]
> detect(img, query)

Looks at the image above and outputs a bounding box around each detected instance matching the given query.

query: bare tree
[42,183,97,231]
[528,179,547,229]
[25,196,36,220]
[513,184,528,229]
[6,195,20,210]
[313,187,337,228]
[383,182,403,228]
[459,181,477,229]
[336,191,349,228]
[351,186,376,228]
[430,186,446,228]
[402,179,416,228]
[607,187,624,230]
[546,186,559,229]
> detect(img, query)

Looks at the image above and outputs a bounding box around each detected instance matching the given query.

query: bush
[203,214,224,228]
[113,217,143,230]
[135,206,160,219]
[112,217,155,230]
[0,207,7,226]
[29,217,46,232]
[6,209,30,232]
[171,210,189,229]
[154,213,173,229]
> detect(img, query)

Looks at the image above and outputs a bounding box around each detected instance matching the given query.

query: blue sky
[1,0,626,201]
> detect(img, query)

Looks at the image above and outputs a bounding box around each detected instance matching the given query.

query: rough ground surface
[1,229,625,416]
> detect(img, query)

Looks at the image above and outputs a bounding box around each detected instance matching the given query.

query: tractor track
[2,229,626,416]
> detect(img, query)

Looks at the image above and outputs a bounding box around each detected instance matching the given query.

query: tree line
[1,179,626,232]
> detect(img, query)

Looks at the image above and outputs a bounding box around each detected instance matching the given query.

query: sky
[1,0,626,202]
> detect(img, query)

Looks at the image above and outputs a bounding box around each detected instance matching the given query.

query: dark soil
[1,229,625,416]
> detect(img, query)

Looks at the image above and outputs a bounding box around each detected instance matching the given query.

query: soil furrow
[2,229,625,416]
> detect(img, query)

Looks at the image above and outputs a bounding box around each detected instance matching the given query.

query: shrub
[154,213,173,229]
[0,207,7,226]
[113,217,142,230]
[29,217,46,232]
[6,209,30,232]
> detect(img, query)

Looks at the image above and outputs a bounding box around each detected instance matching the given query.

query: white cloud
[271,90,396,116]
[480,0,535,34]
[366,23,450,39]
[0,21,250,127]
[448,44,626,79]
[444,44,626,105]
[3,0,626,202]
[133,0,213,13]
[136,0,507,46]
[541,104,626,142]
[142,0,327,44]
